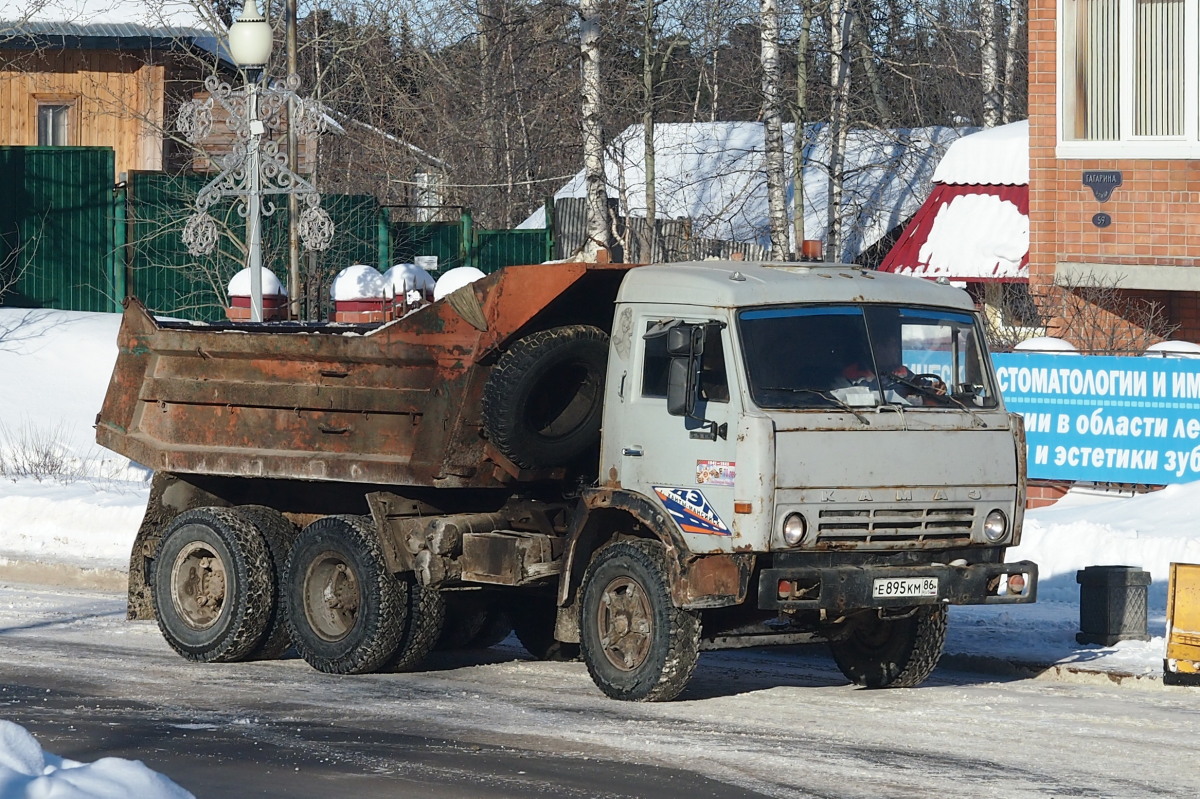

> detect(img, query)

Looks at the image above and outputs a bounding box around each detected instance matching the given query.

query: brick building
[1029,0,1200,345]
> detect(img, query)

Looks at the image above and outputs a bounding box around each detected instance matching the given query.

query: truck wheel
[510,593,580,662]
[483,325,608,470]
[437,593,487,650]
[438,593,510,650]
[467,606,513,649]
[236,506,298,660]
[153,507,273,663]
[385,575,445,672]
[286,515,407,675]
[829,605,948,688]
[579,540,700,702]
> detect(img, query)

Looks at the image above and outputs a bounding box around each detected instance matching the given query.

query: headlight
[782,513,807,546]
[983,509,1008,543]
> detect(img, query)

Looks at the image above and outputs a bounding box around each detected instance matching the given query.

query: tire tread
[153,507,273,664]
[482,325,608,469]
[580,539,700,702]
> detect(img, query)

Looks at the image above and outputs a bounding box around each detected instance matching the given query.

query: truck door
[618,315,738,555]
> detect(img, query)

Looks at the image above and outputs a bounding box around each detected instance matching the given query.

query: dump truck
[97,260,1038,702]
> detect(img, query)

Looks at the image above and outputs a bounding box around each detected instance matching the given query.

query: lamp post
[178,0,333,322]
[228,0,272,321]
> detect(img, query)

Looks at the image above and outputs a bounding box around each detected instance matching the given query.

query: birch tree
[827,0,852,260]
[1001,0,1024,123]
[579,0,610,259]
[790,0,817,254]
[760,0,789,259]
[980,0,1000,126]
[643,0,659,262]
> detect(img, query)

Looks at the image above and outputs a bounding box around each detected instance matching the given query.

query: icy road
[0,582,1196,798]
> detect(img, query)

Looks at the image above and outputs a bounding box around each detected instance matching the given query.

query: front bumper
[759,560,1038,612]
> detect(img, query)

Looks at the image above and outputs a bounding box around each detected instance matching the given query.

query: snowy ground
[1,308,1198,793]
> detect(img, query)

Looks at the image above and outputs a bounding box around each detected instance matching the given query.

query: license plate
[872,576,939,599]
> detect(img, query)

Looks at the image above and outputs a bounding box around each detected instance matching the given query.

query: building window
[35,101,72,145]
[1060,0,1198,156]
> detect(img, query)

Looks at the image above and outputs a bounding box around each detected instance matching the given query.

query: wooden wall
[191,89,316,175]
[1,49,166,177]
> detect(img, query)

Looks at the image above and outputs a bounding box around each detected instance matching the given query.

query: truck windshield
[738,304,999,410]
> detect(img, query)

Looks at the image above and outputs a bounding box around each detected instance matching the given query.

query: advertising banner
[993,353,1200,484]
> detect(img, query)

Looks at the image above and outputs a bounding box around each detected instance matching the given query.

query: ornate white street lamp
[178,0,333,322]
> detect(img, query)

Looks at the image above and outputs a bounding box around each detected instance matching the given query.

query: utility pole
[286,0,301,318]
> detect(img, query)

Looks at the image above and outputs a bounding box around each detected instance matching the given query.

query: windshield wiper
[881,374,990,427]
[758,387,872,426]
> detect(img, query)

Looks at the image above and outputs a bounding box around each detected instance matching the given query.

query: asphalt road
[1,583,1198,798]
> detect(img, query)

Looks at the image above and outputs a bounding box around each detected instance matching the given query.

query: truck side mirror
[665,324,704,417]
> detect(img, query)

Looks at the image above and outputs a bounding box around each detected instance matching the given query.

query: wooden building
[1,14,221,177]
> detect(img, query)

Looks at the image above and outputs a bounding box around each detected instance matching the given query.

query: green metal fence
[1,147,552,320]
[390,217,466,273]
[391,212,551,275]
[476,228,552,272]
[128,173,383,320]
[0,147,119,312]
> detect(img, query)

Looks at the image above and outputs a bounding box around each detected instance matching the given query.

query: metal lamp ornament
[178,0,334,322]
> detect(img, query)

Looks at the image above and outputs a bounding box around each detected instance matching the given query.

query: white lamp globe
[228,0,273,67]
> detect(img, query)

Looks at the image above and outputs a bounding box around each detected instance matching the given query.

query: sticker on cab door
[696,459,735,487]
[652,487,732,536]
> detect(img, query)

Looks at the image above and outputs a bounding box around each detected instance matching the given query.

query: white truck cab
[570,261,1035,697]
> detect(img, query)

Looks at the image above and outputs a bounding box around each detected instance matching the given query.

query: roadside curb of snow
[940,653,1199,693]
[0,558,126,592]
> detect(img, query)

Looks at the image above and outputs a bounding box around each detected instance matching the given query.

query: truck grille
[815,507,976,548]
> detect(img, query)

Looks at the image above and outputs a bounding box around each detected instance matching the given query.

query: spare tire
[483,325,608,470]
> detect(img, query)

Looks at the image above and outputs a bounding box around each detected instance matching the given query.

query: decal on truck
[653,487,732,536]
[696,459,735,486]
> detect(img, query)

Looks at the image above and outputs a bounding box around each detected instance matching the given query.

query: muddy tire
[579,540,700,702]
[153,507,273,663]
[384,576,444,672]
[510,593,580,662]
[829,605,947,688]
[482,325,608,469]
[285,515,408,675]
[236,505,298,660]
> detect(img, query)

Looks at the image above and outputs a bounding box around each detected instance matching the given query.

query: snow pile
[931,120,1029,185]
[1013,485,1200,598]
[0,309,148,482]
[0,720,192,799]
[227,267,286,298]
[383,263,435,299]
[331,265,387,301]
[949,484,1200,675]
[433,266,486,301]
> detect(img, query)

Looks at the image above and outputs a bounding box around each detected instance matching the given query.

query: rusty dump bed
[96,262,632,489]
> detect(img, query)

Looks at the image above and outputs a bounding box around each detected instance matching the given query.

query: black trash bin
[1076,565,1151,645]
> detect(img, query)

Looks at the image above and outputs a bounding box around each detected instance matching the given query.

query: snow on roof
[4,0,225,61]
[880,184,1029,280]
[518,122,967,263]
[931,119,1029,185]
[10,0,213,29]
